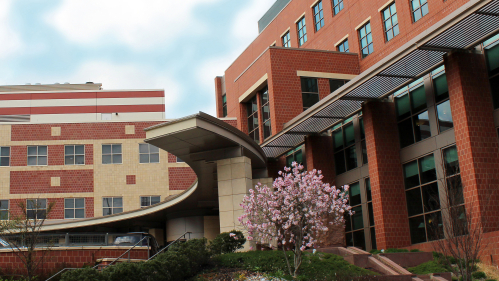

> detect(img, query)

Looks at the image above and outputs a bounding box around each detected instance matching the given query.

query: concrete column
[217,156,253,233]
[444,51,499,231]
[363,100,411,249]
[304,135,336,185]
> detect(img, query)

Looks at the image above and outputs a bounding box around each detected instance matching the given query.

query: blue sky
[0,0,275,118]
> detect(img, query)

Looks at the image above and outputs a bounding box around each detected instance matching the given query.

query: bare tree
[0,198,55,281]
[428,165,497,281]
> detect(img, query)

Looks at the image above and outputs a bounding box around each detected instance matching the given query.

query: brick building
[214,0,499,259]
[0,83,202,232]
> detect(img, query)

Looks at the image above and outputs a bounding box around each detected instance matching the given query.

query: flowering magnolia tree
[238,162,352,277]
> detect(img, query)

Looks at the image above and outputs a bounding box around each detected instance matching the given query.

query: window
[65,145,85,165]
[301,78,319,111]
[443,146,466,236]
[358,22,373,58]
[247,96,260,143]
[260,87,272,140]
[432,67,453,133]
[286,147,304,168]
[411,0,428,22]
[27,199,47,220]
[395,78,431,148]
[102,144,122,164]
[282,31,291,48]
[103,197,123,215]
[382,3,399,41]
[176,157,185,163]
[337,39,349,52]
[0,147,10,167]
[403,154,443,244]
[365,179,376,249]
[332,0,344,15]
[360,117,368,165]
[64,198,85,219]
[345,182,365,249]
[222,94,227,117]
[313,1,324,32]
[483,35,499,109]
[0,200,8,220]
[139,143,160,164]
[332,117,357,174]
[297,17,307,47]
[27,146,47,166]
[329,79,348,93]
[141,196,161,208]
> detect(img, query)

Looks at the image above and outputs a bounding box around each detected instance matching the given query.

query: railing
[4,233,151,248]
[147,231,191,261]
[45,232,192,281]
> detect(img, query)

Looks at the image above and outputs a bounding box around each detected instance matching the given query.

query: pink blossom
[238,162,352,277]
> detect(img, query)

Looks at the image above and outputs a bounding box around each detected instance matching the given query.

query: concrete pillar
[444,51,499,231]
[304,135,336,185]
[363,100,411,249]
[216,156,253,233]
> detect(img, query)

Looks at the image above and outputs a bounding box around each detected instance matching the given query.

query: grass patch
[408,261,452,274]
[213,250,376,280]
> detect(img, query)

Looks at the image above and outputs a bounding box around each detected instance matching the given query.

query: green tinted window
[395,92,410,120]
[443,146,459,175]
[344,123,355,146]
[359,118,365,139]
[410,85,427,113]
[295,150,303,164]
[487,44,499,74]
[333,129,343,150]
[352,206,364,230]
[404,161,420,189]
[433,74,449,103]
[349,182,361,206]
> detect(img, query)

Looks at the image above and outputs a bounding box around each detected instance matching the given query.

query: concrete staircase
[315,247,451,281]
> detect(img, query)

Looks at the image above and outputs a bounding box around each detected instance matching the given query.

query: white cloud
[0,0,22,58]
[231,0,275,44]
[45,0,220,50]
[195,0,275,92]
[68,61,180,112]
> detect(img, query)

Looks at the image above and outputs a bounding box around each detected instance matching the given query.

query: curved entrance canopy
[40,112,267,232]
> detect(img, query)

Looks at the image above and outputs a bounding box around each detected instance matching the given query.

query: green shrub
[208,230,246,256]
[408,261,451,274]
[410,249,421,252]
[60,238,210,281]
[369,248,412,255]
[213,250,375,280]
[60,267,106,281]
[472,271,487,279]
[484,279,497,281]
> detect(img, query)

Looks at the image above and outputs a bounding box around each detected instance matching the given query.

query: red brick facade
[11,121,163,141]
[0,248,148,277]
[363,101,411,249]
[304,135,336,185]
[10,170,94,194]
[126,175,136,185]
[168,167,197,190]
[444,51,499,231]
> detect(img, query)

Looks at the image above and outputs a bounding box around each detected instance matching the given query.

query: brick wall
[445,51,499,231]
[304,135,336,185]
[10,170,94,194]
[168,167,197,190]
[363,101,411,249]
[0,248,148,277]
[11,121,164,141]
[404,230,499,267]
[215,76,224,118]
[10,146,26,166]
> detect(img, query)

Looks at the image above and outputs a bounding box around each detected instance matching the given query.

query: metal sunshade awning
[261,0,499,159]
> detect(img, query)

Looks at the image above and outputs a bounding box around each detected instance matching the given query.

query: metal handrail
[46,232,192,281]
[147,231,192,261]
[102,236,149,268]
